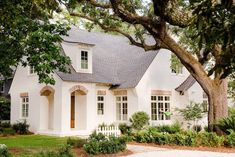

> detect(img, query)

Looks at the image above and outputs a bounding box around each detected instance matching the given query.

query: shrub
[218,115,235,134]
[199,132,224,147]
[153,133,173,145]
[0,144,11,157]
[67,137,87,148]
[134,130,153,143]
[172,131,197,146]
[0,97,10,121]
[155,122,181,134]
[192,125,202,132]
[83,133,126,155]
[225,130,235,147]
[118,123,132,135]
[0,122,11,128]
[120,134,133,142]
[2,128,15,136]
[129,112,149,130]
[36,145,74,157]
[12,120,29,134]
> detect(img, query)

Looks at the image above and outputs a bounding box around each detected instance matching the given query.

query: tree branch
[70,13,163,51]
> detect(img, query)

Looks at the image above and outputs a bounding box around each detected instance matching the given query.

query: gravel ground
[127,144,235,157]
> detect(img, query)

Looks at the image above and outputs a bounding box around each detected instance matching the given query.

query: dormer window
[81,51,88,69]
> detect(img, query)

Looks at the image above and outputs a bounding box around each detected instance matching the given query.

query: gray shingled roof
[57,28,159,89]
[175,75,196,92]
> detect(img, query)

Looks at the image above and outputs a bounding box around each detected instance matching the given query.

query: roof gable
[57,28,159,88]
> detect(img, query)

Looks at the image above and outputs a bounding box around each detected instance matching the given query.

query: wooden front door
[70,96,75,128]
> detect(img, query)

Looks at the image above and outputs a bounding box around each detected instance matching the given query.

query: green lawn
[0,135,68,156]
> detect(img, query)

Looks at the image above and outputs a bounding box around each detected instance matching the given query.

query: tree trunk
[208,78,228,134]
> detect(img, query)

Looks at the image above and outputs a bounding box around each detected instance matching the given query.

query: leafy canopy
[0,0,71,84]
[66,0,235,80]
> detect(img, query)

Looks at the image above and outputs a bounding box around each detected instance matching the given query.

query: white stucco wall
[135,49,205,127]
[10,64,63,133]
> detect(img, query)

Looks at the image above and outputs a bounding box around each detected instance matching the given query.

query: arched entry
[69,85,88,130]
[40,86,55,130]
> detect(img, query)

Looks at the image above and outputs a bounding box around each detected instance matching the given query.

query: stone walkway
[127,144,235,157]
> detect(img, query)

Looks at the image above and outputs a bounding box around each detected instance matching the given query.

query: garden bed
[74,148,133,157]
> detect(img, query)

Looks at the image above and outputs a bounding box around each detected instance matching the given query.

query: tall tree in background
[66,0,235,133]
[0,0,71,84]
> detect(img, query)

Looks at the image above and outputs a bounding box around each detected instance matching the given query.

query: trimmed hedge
[83,133,126,155]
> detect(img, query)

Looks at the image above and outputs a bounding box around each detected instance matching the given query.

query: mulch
[128,141,235,153]
[73,148,133,157]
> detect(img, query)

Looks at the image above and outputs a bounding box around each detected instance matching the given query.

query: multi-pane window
[29,66,35,74]
[0,82,4,93]
[97,96,104,115]
[21,97,29,118]
[81,51,88,69]
[151,95,171,120]
[116,96,128,121]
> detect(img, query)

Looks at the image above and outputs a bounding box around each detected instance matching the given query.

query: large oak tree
[0,0,71,84]
[66,0,235,132]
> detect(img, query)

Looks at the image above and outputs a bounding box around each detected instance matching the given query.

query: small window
[29,66,36,74]
[97,96,104,115]
[171,54,183,74]
[151,95,171,120]
[0,82,4,93]
[21,97,29,118]
[81,51,88,69]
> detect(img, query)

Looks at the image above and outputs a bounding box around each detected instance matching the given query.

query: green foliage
[199,132,225,147]
[0,97,10,120]
[154,122,182,134]
[36,145,74,157]
[225,130,235,147]
[12,120,29,135]
[177,102,203,122]
[2,128,15,136]
[129,111,149,130]
[83,133,126,155]
[118,123,132,135]
[0,144,11,157]
[66,137,87,148]
[0,0,71,84]
[218,113,235,134]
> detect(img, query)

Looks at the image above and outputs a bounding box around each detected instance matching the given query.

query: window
[21,97,29,118]
[29,66,36,74]
[171,54,183,74]
[116,96,128,121]
[0,82,4,93]
[151,95,171,120]
[97,96,104,115]
[81,51,88,69]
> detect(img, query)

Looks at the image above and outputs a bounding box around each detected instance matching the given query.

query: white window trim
[116,95,128,121]
[28,66,36,76]
[97,95,105,115]
[77,48,93,74]
[151,95,171,121]
[21,96,29,119]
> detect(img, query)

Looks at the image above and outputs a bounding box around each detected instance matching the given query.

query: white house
[9,29,207,136]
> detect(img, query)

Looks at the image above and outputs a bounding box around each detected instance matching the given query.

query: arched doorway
[69,85,88,130]
[40,86,55,130]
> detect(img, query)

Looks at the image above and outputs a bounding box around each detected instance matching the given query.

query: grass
[0,135,68,156]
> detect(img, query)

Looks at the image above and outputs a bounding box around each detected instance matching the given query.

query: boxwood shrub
[83,133,126,155]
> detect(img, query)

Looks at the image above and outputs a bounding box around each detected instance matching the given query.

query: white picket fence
[96,126,121,137]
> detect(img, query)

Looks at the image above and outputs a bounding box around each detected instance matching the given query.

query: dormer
[61,41,94,73]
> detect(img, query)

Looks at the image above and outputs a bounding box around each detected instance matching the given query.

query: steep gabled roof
[57,28,159,89]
